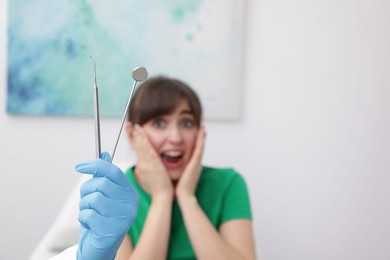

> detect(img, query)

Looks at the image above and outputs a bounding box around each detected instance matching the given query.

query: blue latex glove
[75,152,139,260]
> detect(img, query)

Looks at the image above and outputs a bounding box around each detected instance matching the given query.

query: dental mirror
[111,66,148,162]
[132,66,148,82]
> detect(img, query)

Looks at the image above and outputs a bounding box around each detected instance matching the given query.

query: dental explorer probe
[110,66,148,162]
[90,56,101,159]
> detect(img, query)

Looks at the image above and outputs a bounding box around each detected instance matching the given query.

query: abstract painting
[7,0,246,119]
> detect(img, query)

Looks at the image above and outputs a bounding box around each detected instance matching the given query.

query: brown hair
[127,76,202,126]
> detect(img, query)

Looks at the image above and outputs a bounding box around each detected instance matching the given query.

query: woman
[116,76,256,260]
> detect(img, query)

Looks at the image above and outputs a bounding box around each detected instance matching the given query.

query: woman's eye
[153,119,166,128]
[181,119,194,128]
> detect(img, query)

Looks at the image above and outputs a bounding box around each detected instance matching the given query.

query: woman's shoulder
[200,166,245,184]
[202,165,238,175]
[197,166,250,206]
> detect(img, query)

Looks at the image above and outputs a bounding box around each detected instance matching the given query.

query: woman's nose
[167,126,183,144]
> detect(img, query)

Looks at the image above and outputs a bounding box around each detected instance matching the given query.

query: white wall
[1,0,390,259]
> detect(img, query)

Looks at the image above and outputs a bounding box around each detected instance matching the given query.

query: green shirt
[125,166,252,260]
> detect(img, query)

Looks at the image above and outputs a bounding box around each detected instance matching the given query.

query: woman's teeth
[162,151,183,158]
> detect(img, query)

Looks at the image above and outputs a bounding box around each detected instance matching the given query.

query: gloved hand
[75,152,139,260]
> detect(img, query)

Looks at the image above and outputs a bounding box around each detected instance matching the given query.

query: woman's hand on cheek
[176,126,206,204]
[130,124,173,199]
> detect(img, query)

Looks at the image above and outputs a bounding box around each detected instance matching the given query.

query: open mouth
[161,151,183,166]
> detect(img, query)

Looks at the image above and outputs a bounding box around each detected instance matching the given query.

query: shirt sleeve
[220,172,252,223]
[48,244,78,260]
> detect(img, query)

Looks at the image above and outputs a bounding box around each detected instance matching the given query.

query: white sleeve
[48,244,78,260]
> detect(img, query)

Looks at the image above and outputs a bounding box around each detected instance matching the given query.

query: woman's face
[142,98,198,182]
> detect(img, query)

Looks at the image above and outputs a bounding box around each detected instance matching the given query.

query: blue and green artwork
[7,0,245,119]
